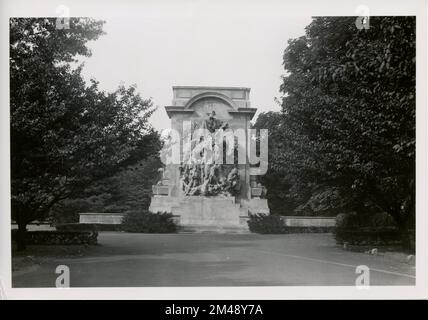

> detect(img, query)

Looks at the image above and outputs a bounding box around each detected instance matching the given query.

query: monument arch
[184,92,236,110]
[151,86,269,232]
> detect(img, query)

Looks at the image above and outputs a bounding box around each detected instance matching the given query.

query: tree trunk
[16,222,27,251]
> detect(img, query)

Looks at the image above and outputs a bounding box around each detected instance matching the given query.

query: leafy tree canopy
[10,18,158,238]
[262,17,415,232]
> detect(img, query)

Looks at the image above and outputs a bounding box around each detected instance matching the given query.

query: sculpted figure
[203,163,211,181]
[184,164,200,195]
[180,165,190,194]
[205,110,229,133]
[156,167,171,186]
[208,164,219,185]
[225,167,240,196]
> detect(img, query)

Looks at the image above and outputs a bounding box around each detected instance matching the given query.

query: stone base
[241,198,270,215]
[149,195,181,213]
[149,195,252,232]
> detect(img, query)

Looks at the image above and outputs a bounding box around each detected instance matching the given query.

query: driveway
[12,232,415,287]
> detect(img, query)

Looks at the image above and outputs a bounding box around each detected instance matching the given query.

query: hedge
[336,212,397,229]
[121,210,177,233]
[247,214,288,234]
[333,212,409,246]
[56,223,98,232]
[56,223,122,232]
[12,230,98,245]
[334,227,401,246]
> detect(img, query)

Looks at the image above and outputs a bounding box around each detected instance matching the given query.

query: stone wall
[281,216,336,227]
[79,213,124,225]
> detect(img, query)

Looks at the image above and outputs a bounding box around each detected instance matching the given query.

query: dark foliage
[55,223,98,232]
[333,212,414,250]
[334,228,401,246]
[121,210,177,233]
[335,212,397,229]
[247,214,288,234]
[254,17,415,248]
[12,230,98,245]
[51,152,163,225]
[10,18,157,249]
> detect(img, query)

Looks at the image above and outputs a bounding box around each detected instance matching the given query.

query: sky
[77,5,312,131]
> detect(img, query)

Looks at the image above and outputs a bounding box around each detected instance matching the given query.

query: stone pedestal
[241,198,270,215]
[150,195,249,232]
[152,185,171,196]
[149,195,181,213]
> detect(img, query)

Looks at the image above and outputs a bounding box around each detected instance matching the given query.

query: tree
[51,132,163,223]
[253,112,299,214]
[276,17,415,245]
[10,18,156,250]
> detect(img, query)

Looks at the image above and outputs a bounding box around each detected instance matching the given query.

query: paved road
[12,232,415,287]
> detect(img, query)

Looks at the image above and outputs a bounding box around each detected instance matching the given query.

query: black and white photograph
[0,0,427,300]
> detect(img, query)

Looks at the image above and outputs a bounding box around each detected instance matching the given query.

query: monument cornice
[165,106,257,119]
[165,106,194,118]
[228,107,257,119]
[172,85,251,92]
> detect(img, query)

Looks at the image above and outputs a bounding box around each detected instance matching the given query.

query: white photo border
[0,0,426,300]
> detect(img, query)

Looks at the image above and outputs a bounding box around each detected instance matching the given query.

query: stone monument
[149,86,269,232]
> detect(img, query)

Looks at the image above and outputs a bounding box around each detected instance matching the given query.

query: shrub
[369,212,397,228]
[121,210,177,233]
[51,199,94,224]
[336,212,365,228]
[247,214,288,234]
[294,187,344,217]
[334,227,401,246]
[12,230,98,245]
[336,212,396,229]
[56,223,122,232]
[92,224,123,231]
[56,223,98,232]
[334,212,399,246]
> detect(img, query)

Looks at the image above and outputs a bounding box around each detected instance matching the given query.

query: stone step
[179,219,241,226]
[179,225,250,234]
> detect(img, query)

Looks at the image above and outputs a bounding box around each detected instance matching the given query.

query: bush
[56,223,122,232]
[336,212,365,228]
[334,227,401,246]
[56,223,98,232]
[247,214,288,234]
[92,224,123,231]
[336,212,396,229]
[51,199,93,224]
[334,212,399,246]
[121,210,177,233]
[369,212,397,228]
[12,230,98,245]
